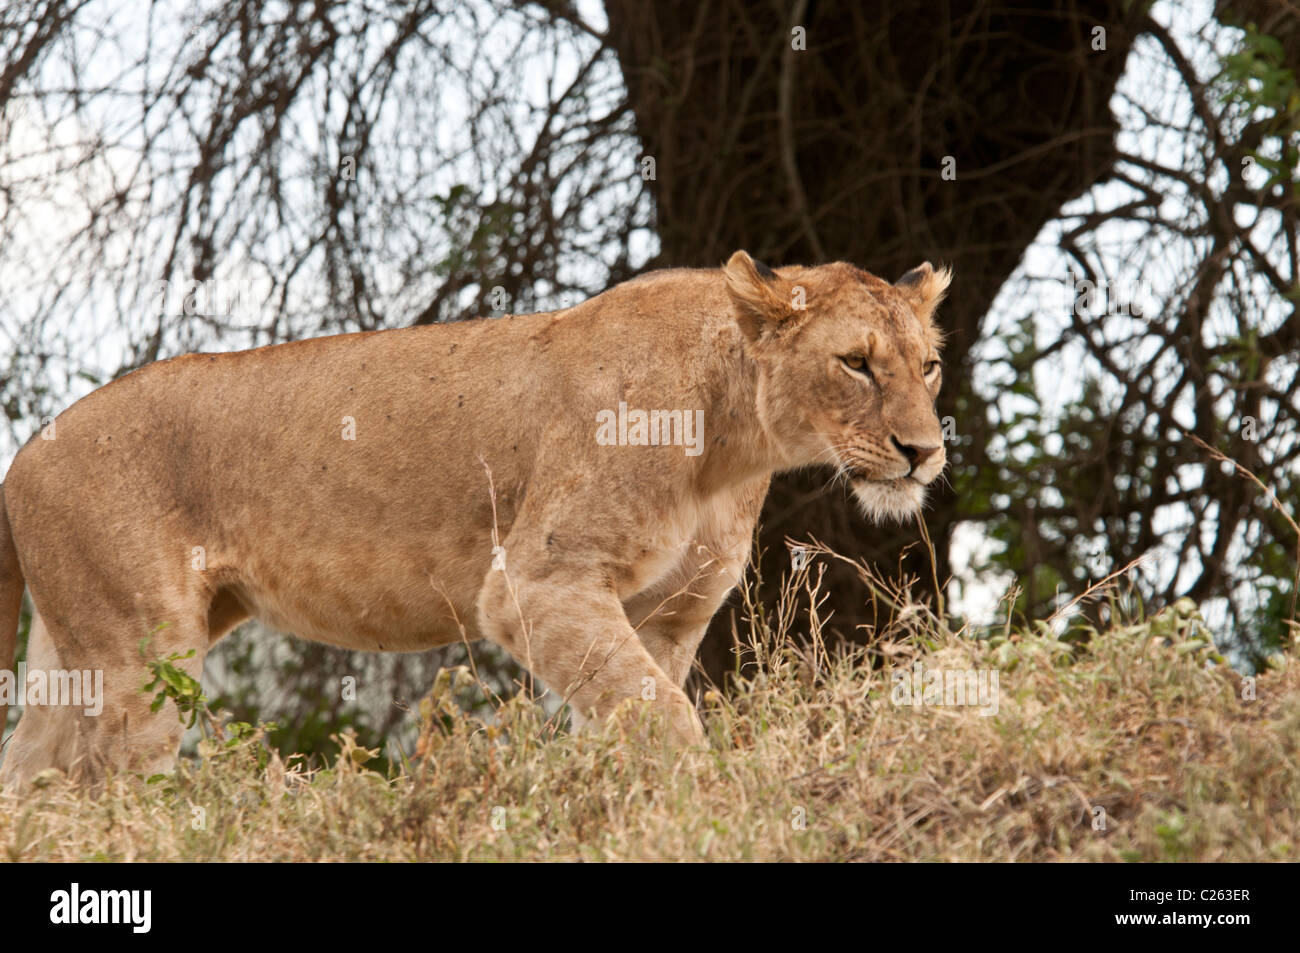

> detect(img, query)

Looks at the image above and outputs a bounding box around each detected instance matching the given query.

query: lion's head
[724,250,950,522]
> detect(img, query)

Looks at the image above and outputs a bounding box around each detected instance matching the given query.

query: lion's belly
[252,594,467,651]
[224,544,487,652]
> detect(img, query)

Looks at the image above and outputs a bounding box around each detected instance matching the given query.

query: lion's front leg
[475,547,703,745]
[623,539,751,689]
[623,485,763,689]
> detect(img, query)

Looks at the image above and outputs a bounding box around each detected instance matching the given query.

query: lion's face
[725,252,950,522]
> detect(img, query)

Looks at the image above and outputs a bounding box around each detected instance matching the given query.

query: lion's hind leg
[2,594,212,790]
[0,610,79,786]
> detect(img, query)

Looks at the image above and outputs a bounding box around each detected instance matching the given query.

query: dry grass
[2,558,1297,862]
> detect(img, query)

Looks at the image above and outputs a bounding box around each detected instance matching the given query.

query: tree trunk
[604,0,1147,683]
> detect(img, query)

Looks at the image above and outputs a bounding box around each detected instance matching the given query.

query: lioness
[0,251,949,785]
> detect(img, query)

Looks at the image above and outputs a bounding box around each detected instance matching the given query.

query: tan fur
[0,251,949,786]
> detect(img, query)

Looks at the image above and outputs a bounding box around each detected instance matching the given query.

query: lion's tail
[0,483,24,740]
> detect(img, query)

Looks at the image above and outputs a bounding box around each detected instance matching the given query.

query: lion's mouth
[849,474,927,524]
[849,472,921,488]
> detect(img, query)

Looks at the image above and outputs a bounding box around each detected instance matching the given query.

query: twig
[1046,554,1150,629]
[1185,432,1300,630]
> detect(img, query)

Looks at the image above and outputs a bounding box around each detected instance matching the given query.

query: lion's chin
[851,477,925,524]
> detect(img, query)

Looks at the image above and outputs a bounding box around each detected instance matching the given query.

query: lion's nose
[891,436,941,474]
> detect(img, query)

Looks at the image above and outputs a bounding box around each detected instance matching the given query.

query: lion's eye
[841,354,870,376]
[924,360,941,376]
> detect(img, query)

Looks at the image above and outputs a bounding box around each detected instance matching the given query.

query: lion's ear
[724,250,795,341]
[895,261,953,324]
